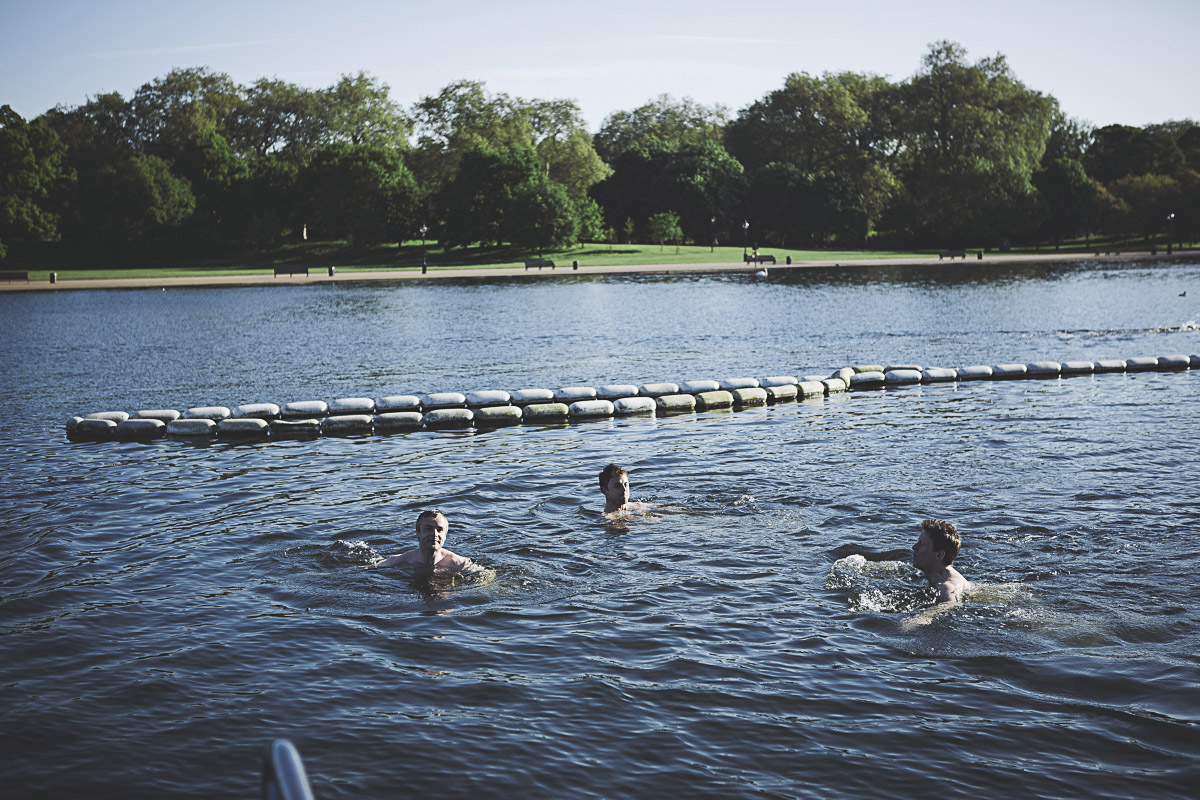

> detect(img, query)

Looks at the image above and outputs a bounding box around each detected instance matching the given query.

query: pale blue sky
[1,0,1196,132]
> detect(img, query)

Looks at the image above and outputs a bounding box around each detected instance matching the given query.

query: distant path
[1,251,1190,292]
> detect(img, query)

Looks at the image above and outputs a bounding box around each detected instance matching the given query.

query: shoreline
[0,249,1192,292]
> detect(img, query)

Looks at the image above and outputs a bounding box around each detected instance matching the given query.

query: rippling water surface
[2,259,1199,799]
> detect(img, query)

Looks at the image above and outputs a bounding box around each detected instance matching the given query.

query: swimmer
[913,519,970,603]
[373,510,475,573]
[599,463,651,514]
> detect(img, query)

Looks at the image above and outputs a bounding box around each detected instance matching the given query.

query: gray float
[885,369,923,386]
[1025,362,1062,378]
[328,397,375,415]
[377,395,421,413]
[168,419,216,436]
[766,384,799,403]
[135,409,180,422]
[281,400,328,418]
[656,394,696,414]
[569,399,614,418]
[114,419,165,440]
[423,409,473,429]
[184,406,231,421]
[233,402,280,419]
[695,390,734,410]
[322,414,373,434]
[922,368,958,383]
[614,397,656,415]
[554,386,597,402]
[597,384,639,400]
[510,389,555,406]
[849,371,886,390]
[523,403,569,424]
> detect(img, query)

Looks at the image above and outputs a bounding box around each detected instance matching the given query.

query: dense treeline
[2,41,1198,264]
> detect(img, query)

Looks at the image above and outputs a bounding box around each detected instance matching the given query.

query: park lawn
[22,242,933,281]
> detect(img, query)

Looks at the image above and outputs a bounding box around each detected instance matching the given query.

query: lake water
[2,258,1198,799]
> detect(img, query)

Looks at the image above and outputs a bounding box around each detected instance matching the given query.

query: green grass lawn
[13,237,1193,282]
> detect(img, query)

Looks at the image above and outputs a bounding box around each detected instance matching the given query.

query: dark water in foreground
[1,259,1198,799]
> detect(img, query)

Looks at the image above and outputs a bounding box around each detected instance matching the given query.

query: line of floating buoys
[65,354,1199,442]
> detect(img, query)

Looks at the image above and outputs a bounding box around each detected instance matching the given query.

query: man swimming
[373,509,476,573]
[912,519,970,603]
[599,463,653,514]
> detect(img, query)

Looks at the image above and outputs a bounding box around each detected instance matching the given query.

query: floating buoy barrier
[656,394,697,414]
[328,397,375,415]
[569,399,614,419]
[695,390,734,411]
[765,384,798,403]
[732,387,769,407]
[168,418,216,436]
[474,406,522,427]
[423,409,473,429]
[378,395,421,412]
[849,371,886,390]
[614,397,656,415]
[523,402,569,424]
[66,353,1198,443]
[597,384,638,400]
[282,400,327,418]
[114,418,165,440]
[219,418,270,438]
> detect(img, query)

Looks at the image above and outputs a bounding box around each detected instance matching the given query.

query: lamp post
[1166,212,1175,255]
[742,220,749,261]
[420,223,428,274]
[710,215,716,254]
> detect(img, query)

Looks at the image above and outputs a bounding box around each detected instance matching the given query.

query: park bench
[744,254,776,264]
[0,270,30,283]
[1093,248,1121,256]
[273,266,309,277]
[524,259,555,270]
[938,250,966,260]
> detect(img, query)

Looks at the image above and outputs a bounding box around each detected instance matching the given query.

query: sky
[1,0,1197,132]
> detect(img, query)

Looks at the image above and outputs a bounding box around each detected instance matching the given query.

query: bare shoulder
[438,550,477,573]
[372,548,421,568]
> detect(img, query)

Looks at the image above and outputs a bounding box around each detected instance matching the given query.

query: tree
[0,106,73,259]
[590,138,744,246]
[321,72,410,151]
[438,143,541,248]
[647,211,683,249]
[172,128,250,244]
[130,67,244,158]
[1033,157,1100,245]
[300,142,419,245]
[726,71,899,244]
[411,81,608,211]
[595,94,728,160]
[507,174,579,253]
[1085,124,1184,183]
[228,78,326,164]
[1110,173,1178,241]
[409,80,532,195]
[90,154,195,246]
[888,41,1054,245]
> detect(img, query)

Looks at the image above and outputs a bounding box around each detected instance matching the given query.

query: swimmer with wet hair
[599,463,632,513]
[913,519,970,603]
[373,509,475,573]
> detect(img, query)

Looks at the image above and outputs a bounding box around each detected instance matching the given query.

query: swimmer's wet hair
[922,519,961,565]
[599,463,627,491]
[415,509,447,533]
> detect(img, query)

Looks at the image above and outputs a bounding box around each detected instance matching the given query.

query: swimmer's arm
[370,550,416,569]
